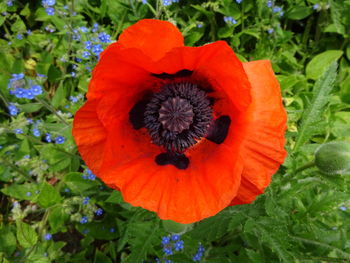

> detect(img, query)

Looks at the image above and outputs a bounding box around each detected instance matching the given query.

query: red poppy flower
[72,19,287,224]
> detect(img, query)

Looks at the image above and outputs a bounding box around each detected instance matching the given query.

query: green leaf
[184,31,203,46]
[346,44,350,60]
[218,26,234,38]
[0,253,10,263]
[190,207,246,240]
[305,50,342,80]
[94,250,112,263]
[48,65,62,83]
[294,62,338,151]
[39,144,73,172]
[1,183,40,201]
[19,103,43,113]
[37,182,62,208]
[51,85,66,108]
[0,166,12,182]
[64,172,99,193]
[17,138,30,157]
[324,23,346,36]
[10,16,26,32]
[244,218,294,263]
[126,221,159,263]
[0,227,16,256]
[245,249,264,263]
[104,191,123,204]
[16,221,38,248]
[48,206,69,233]
[286,6,312,20]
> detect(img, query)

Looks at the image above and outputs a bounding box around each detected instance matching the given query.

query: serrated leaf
[245,218,294,263]
[294,62,337,151]
[126,221,159,263]
[190,207,246,240]
[16,221,38,248]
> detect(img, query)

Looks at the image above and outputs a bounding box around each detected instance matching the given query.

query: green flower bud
[315,141,350,175]
[162,220,193,234]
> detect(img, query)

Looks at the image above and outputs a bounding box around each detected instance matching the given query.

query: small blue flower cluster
[224,16,237,25]
[42,0,55,16]
[340,206,347,211]
[44,233,52,241]
[73,23,111,61]
[313,4,320,10]
[6,0,13,7]
[8,73,43,100]
[14,128,23,134]
[45,133,51,142]
[192,244,205,262]
[80,216,88,224]
[162,0,179,6]
[267,1,284,17]
[95,208,103,216]
[8,103,19,116]
[82,169,96,180]
[161,234,184,258]
[69,94,83,104]
[32,120,41,137]
[55,136,65,144]
[83,196,90,205]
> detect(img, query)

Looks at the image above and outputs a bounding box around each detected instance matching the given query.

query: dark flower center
[144,82,213,153]
[159,96,194,133]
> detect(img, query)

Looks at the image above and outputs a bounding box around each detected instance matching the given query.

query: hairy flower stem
[295,161,316,174]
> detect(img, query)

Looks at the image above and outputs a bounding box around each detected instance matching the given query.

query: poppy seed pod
[72,19,287,223]
[315,141,350,175]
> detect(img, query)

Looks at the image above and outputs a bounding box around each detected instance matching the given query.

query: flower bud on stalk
[315,141,350,175]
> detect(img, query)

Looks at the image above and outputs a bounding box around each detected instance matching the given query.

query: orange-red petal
[98,124,243,223]
[118,19,184,61]
[230,60,287,205]
[72,99,107,174]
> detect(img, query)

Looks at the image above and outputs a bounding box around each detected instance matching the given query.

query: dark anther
[206,115,231,144]
[129,100,149,129]
[151,69,193,79]
[144,82,213,152]
[155,152,189,170]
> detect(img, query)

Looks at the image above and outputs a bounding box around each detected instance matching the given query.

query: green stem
[295,161,316,174]
[0,89,9,107]
[35,98,69,126]
[146,2,157,17]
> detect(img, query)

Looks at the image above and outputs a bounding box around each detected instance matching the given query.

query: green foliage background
[1,0,350,262]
